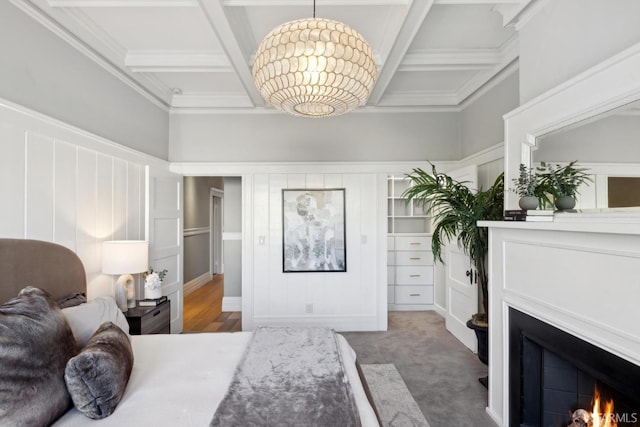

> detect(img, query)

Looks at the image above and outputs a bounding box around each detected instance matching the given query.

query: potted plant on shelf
[402,162,504,368]
[539,161,592,210]
[511,163,552,210]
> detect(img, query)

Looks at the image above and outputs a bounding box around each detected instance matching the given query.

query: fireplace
[509,308,640,426]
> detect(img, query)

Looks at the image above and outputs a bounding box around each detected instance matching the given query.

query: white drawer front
[395,251,433,266]
[387,285,395,304]
[395,285,434,304]
[387,266,395,285]
[396,266,434,285]
[395,236,430,251]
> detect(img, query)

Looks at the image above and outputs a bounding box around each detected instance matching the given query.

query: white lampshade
[102,240,148,275]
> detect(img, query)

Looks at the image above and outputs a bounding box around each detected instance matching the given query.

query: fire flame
[591,387,616,427]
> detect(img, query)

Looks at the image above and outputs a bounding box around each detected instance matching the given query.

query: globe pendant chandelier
[252,1,377,118]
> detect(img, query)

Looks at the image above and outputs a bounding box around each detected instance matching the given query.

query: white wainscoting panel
[0,98,160,300]
[244,171,386,331]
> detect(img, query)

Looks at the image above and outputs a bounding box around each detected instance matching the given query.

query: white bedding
[54,332,379,426]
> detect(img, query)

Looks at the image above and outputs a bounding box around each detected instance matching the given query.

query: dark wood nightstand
[125,299,171,335]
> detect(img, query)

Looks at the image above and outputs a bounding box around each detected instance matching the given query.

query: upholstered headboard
[0,239,87,303]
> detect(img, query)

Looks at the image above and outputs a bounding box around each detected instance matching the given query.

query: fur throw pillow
[0,287,78,426]
[65,321,134,419]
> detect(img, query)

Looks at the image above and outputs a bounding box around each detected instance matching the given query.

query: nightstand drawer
[395,285,434,304]
[125,300,170,335]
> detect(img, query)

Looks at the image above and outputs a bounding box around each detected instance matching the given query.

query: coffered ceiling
[15,0,534,113]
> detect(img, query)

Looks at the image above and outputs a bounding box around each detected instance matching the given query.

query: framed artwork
[282,188,346,272]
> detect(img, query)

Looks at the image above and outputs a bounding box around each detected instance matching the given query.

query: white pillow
[62,296,130,347]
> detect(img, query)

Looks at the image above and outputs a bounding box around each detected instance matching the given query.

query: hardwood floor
[183,274,242,333]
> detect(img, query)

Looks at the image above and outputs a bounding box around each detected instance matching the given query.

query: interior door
[443,164,479,352]
[146,164,183,333]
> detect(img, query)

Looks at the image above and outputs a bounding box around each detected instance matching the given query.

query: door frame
[209,187,224,275]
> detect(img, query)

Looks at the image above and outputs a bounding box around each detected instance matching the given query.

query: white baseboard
[183,272,212,296]
[433,303,447,318]
[222,296,242,312]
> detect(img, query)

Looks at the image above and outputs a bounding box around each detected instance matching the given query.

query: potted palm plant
[402,163,504,367]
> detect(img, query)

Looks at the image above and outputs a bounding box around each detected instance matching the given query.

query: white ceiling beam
[47,0,198,7]
[197,0,262,106]
[126,51,233,73]
[455,36,518,104]
[368,0,436,106]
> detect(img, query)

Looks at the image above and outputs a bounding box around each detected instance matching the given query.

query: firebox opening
[509,308,640,427]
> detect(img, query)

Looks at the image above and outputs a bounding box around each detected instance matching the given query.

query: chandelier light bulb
[252,17,377,118]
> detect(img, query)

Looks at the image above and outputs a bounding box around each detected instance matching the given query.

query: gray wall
[460,72,519,158]
[0,2,169,159]
[183,176,224,283]
[519,0,640,103]
[169,111,461,162]
[223,177,242,297]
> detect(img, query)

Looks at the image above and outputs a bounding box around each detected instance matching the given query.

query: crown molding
[223,0,410,5]
[169,104,460,115]
[126,51,233,73]
[48,0,198,6]
[171,93,253,108]
[378,91,459,106]
[399,48,500,72]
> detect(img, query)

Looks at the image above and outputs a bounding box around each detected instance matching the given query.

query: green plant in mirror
[402,162,504,314]
[511,163,555,209]
[540,160,593,199]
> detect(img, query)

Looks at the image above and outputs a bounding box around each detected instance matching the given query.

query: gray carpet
[343,311,497,427]
[362,363,430,427]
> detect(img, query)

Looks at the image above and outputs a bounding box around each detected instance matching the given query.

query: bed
[0,239,380,426]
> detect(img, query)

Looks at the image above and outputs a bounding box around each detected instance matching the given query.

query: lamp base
[115,274,135,312]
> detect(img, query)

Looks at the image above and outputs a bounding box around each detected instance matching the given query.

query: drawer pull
[409,293,421,296]
[410,274,421,277]
[410,257,421,260]
[152,310,161,317]
[410,242,421,245]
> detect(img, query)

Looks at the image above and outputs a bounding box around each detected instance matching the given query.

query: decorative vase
[145,286,162,299]
[555,195,576,210]
[518,196,538,210]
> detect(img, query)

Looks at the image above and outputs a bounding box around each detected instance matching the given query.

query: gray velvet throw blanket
[210,327,362,427]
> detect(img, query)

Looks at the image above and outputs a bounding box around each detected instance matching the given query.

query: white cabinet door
[443,164,478,352]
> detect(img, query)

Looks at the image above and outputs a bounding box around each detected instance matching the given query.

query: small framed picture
[282,188,346,272]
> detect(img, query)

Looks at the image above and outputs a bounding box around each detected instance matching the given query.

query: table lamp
[102,240,149,311]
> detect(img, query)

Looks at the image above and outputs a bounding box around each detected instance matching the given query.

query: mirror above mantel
[503,41,640,211]
[533,100,640,209]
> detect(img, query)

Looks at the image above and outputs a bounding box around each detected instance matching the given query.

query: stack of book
[504,209,555,222]
[138,296,168,307]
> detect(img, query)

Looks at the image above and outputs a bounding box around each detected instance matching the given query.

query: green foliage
[143,267,168,281]
[402,162,504,312]
[539,160,593,198]
[511,163,555,209]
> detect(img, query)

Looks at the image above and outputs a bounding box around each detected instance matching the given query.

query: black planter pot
[466,319,488,365]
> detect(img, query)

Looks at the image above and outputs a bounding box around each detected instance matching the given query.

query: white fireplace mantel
[480,218,640,426]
